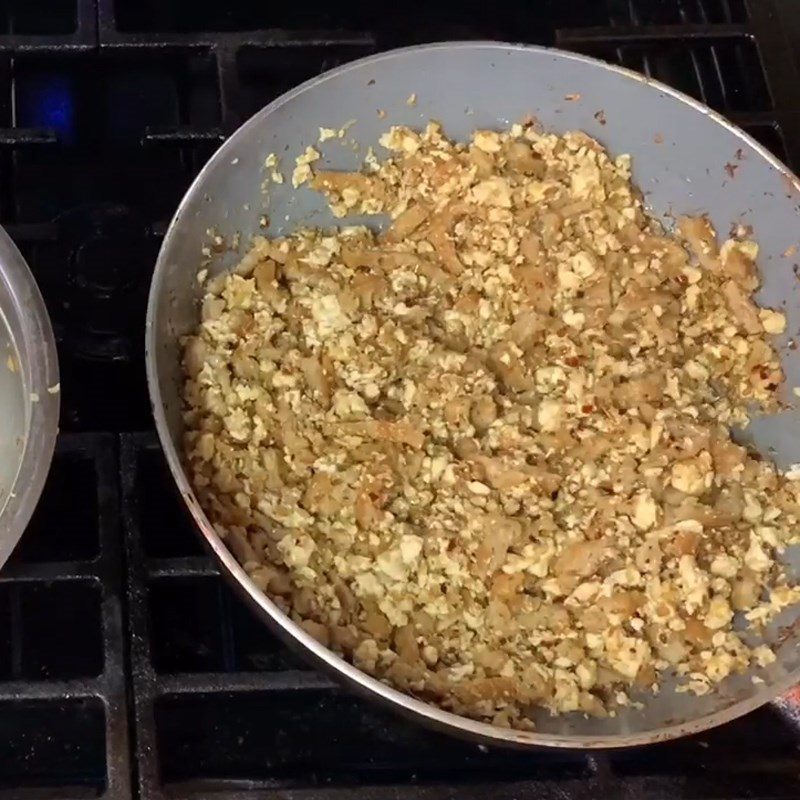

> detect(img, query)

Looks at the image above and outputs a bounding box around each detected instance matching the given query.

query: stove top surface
[1,2,800,798]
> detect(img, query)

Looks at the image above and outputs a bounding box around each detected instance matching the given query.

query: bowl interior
[0,300,26,514]
[0,227,59,570]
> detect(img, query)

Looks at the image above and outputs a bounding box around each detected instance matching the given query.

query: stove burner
[59,205,149,346]
[65,206,144,296]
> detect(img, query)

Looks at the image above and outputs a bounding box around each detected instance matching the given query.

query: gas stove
[1,2,800,798]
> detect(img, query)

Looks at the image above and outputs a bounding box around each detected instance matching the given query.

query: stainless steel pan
[146,42,800,748]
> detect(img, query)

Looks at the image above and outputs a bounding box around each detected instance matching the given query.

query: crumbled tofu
[399,534,422,563]
[310,294,350,337]
[379,126,420,155]
[745,535,771,572]
[182,120,798,731]
[470,176,512,207]
[759,308,786,335]
[537,399,563,432]
[264,152,285,184]
[705,596,733,630]
[710,554,738,579]
[337,120,356,138]
[292,163,312,188]
[670,454,712,496]
[632,492,658,530]
[752,644,776,667]
[292,146,321,187]
[571,251,596,278]
[473,130,502,153]
[562,309,585,329]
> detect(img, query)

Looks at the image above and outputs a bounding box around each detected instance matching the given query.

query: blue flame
[17,74,75,145]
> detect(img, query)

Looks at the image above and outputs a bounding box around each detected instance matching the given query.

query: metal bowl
[147,42,800,748]
[0,226,59,569]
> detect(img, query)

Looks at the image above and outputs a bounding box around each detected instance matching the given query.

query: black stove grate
[2,1,800,798]
[0,434,129,799]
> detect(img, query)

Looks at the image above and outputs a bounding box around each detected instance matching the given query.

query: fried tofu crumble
[182,122,800,730]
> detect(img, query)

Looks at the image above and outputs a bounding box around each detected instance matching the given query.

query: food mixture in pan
[181,121,800,729]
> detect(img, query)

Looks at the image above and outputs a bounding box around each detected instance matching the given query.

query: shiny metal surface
[146,42,800,748]
[0,225,59,569]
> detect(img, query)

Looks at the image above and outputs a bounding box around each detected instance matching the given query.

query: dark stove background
[1,1,800,798]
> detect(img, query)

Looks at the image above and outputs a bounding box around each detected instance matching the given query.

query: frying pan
[146,42,800,748]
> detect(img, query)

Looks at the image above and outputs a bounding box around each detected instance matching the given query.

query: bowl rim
[145,40,800,748]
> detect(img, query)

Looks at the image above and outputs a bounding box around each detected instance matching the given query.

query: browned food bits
[182,121,800,730]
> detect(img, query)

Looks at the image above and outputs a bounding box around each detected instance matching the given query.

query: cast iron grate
[0,434,129,799]
[2,1,800,799]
